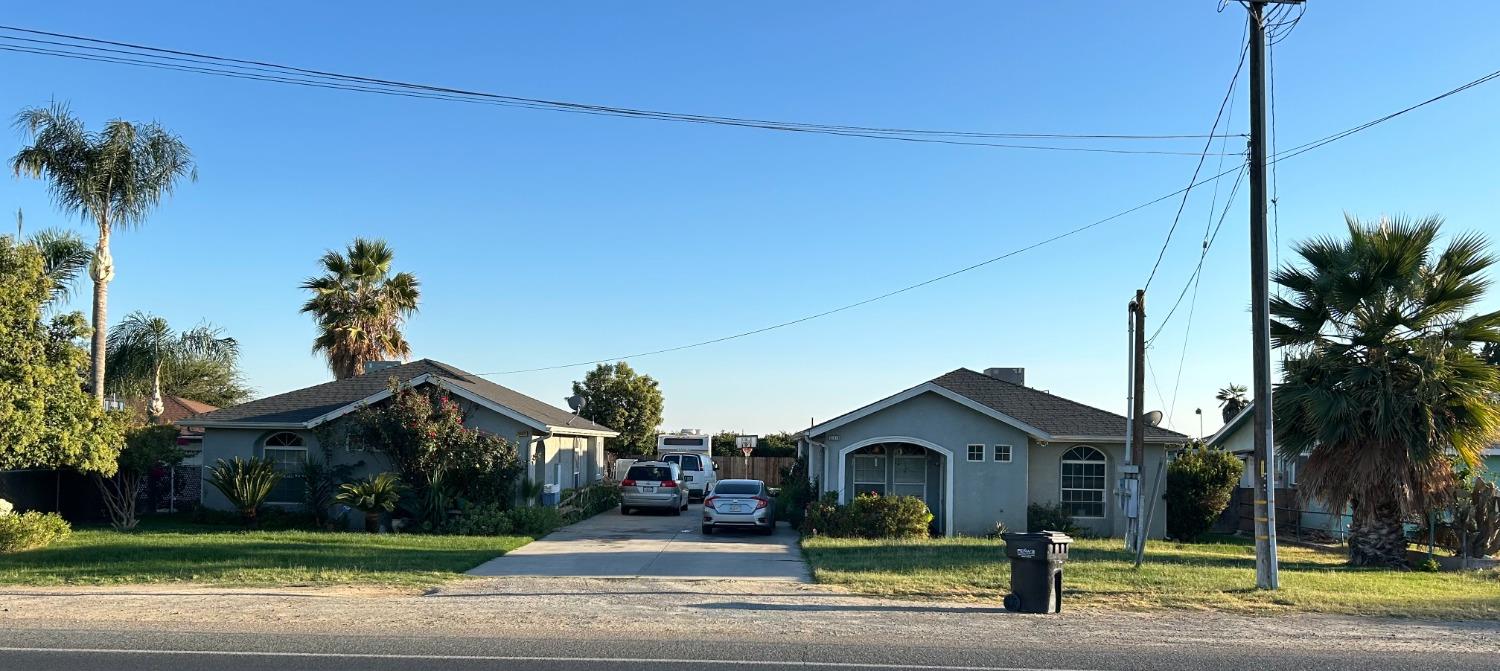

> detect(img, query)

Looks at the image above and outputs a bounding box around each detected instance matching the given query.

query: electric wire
[480,59,1500,376]
[1141,34,1249,290]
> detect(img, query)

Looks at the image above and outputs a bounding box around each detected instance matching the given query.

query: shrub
[775,458,816,530]
[0,510,71,553]
[439,501,514,536]
[800,492,932,539]
[1027,502,1082,535]
[561,484,621,524]
[302,459,354,529]
[335,472,405,532]
[206,457,282,527]
[93,423,184,531]
[1165,444,1244,542]
[507,505,565,537]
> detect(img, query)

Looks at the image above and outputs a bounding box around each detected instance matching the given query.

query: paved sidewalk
[467,505,809,581]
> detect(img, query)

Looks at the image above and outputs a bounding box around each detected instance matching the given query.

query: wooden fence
[715,456,796,487]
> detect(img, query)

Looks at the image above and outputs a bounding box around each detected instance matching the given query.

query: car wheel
[701,525,713,535]
[620,505,631,515]
[672,504,683,517]
[760,525,775,536]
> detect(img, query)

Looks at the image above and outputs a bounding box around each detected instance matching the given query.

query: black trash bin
[1001,531,1072,613]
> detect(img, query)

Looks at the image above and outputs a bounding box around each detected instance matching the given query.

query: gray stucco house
[181,359,617,511]
[799,367,1187,537]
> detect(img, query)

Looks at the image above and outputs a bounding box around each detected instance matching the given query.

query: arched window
[262,432,308,504]
[1060,446,1106,519]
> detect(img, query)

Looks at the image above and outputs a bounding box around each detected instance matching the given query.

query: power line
[1142,33,1249,290]
[480,60,1500,377]
[1147,158,1249,345]
[0,25,1244,156]
[477,162,1250,376]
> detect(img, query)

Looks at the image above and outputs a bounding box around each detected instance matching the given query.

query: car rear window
[712,482,761,495]
[626,465,673,481]
[678,455,701,470]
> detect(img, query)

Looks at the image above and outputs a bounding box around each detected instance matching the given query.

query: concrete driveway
[467,504,809,581]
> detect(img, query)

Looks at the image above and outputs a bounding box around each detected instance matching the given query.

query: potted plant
[335,472,404,532]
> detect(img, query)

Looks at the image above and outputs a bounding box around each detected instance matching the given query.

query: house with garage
[181,359,616,511]
[798,367,1188,537]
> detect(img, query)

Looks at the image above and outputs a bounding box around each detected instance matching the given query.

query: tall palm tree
[1215,383,1249,423]
[11,102,197,402]
[106,311,239,421]
[300,237,420,379]
[26,227,92,306]
[1272,215,1500,567]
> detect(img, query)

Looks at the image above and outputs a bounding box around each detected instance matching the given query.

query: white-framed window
[967,444,985,462]
[993,444,1012,463]
[262,432,308,504]
[853,454,886,496]
[1060,445,1107,519]
[892,454,927,500]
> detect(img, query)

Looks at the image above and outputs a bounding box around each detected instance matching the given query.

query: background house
[1204,403,1339,538]
[182,359,616,511]
[798,367,1187,537]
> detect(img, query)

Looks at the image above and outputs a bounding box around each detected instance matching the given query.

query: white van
[656,433,716,500]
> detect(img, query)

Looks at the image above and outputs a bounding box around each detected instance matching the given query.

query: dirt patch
[2,578,1496,654]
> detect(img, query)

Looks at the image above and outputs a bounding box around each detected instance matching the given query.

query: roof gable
[182,359,615,435]
[806,368,1188,443]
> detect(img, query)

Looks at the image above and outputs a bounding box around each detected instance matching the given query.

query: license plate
[728,505,746,513]
[684,475,694,481]
[641,487,655,493]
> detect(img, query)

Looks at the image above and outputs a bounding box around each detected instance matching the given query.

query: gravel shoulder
[2,577,1496,655]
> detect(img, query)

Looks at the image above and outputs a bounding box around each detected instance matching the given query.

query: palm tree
[1272,215,1500,567]
[11,102,197,402]
[26,227,92,306]
[106,311,239,421]
[335,472,405,532]
[1215,383,1250,423]
[300,238,420,379]
[206,457,282,527]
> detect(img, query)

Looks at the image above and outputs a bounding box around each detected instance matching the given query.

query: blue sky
[3,2,1497,439]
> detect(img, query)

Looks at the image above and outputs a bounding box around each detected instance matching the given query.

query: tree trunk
[1348,499,1408,568]
[365,510,380,533]
[91,471,140,531]
[147,362,165,422]
[88,228,113,404]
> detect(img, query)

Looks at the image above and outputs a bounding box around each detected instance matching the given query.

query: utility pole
[1124,290,1146,554]
[1246,0,1296,590]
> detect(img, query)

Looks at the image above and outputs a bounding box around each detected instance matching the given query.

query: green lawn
[0,519,531,588]
[801,534,1500,618]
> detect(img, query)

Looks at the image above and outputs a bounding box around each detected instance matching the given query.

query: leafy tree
[300,238,420,379]
[105,311,246,417]
[1272,215,1500,567]
[571,362,663,454]
[206,456,282,527]
[1215,383,1249,423]
[712,430,799,457]
[1165,443,1243,542]
[92,423,183,530]
[11,102,197,402]
[0,236,124,474]
[1481,342,1500,367]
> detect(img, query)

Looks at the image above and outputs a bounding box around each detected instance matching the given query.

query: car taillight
[661,480,677,488]
[704,496,718,509]
[621,479,636,487]
[754,497,770,509]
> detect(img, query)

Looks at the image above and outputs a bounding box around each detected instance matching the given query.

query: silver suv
[620,462,689,515]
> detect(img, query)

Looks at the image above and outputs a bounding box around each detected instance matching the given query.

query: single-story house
[181,359,617,511]
[1204,402,1334,536]
[798,367,1188,537]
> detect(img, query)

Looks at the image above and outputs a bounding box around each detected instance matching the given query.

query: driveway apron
[467,505,810,581]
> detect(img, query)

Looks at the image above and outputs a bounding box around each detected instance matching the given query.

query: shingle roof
[182,359,613,434]
[930,368,1188,441]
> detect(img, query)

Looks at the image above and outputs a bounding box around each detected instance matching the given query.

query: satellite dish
[1144,410,1164,427]
[566,395,586,412]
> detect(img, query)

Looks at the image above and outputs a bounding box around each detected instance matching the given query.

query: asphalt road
[0,627,1493,671]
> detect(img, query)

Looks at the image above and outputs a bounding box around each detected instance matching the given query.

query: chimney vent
[363,360,402,375]
[983,367,1025,386]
